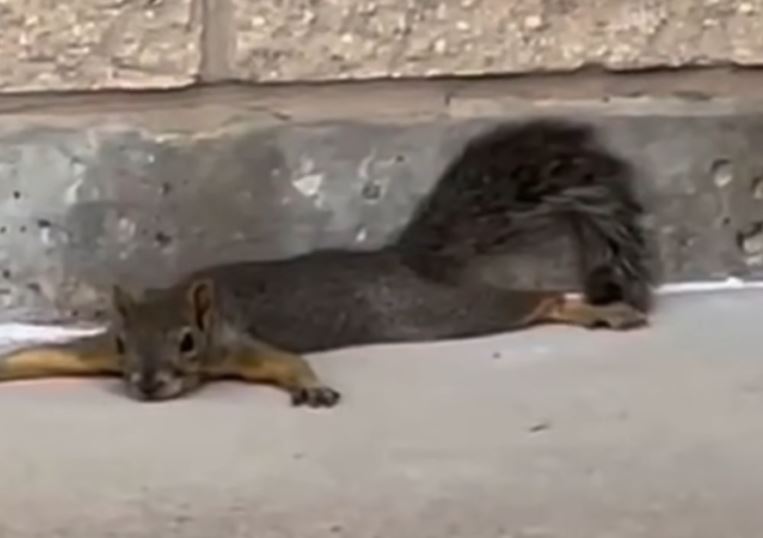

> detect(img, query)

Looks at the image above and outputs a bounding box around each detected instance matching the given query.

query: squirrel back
[186,250,561,353]
[175,117,653,352]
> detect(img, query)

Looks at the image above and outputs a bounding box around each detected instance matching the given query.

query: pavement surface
[1,290,762,537]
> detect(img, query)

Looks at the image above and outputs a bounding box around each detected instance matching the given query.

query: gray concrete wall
[0,1,762,321]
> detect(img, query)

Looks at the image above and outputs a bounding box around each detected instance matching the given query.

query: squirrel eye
[178,330,196,355]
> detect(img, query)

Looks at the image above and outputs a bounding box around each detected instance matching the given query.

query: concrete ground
[1,290,762,537]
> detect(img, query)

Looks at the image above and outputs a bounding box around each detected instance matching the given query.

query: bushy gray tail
[395,118,653,311]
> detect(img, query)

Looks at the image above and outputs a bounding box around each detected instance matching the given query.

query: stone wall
[3,1,762,90]
[0,0,761,321]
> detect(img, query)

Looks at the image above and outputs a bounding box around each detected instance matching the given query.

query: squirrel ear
[186,279,215,332]
[111,285,133,319]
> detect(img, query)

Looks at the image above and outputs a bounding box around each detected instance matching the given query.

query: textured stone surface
[233,0,763,81]
[2,291,763,537]
[0,92,760,321]
[0,0,200,91]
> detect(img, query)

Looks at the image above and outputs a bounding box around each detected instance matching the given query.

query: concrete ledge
[0,78,761,321]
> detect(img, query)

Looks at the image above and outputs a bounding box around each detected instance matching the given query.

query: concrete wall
[0,0,762,321]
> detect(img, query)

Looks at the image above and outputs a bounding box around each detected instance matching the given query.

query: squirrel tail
[395,118,653,311]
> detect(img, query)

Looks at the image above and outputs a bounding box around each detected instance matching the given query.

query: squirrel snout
[138,377,164,400]
[128,372,170,401]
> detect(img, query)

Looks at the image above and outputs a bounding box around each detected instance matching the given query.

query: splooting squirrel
[0,119,653,408]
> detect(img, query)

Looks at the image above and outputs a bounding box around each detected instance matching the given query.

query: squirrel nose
[136,375,165,400]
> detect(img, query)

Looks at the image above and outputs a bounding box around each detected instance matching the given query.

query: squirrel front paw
[291,386,342,408]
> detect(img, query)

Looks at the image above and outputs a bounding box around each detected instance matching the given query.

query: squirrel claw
[291,386,341,408]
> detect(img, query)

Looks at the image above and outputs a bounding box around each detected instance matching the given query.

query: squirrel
[0,118,653,408]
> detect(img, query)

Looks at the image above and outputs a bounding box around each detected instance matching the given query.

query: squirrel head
[111,279,216,401]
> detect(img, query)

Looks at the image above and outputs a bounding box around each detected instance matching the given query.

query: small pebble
[524,15,543,30]
[528,421,551,433]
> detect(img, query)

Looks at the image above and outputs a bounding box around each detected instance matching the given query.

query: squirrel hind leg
[584,265,627,304]
[583,265,652,313]
[541,295,648,330]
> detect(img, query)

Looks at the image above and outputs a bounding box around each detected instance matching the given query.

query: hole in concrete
[154,231,173,248]
[361,181,383,201]
[0,226,6,234]
[11,190,21,200]
[18,225,27,233]
[36,218,51,229]
[26,282,41,294]
[711,159,734,188]
[720,215,732,227]
[736,221,763,262]
[753,176,763,200]
[394,155,405,163]
[160,182,172,196]
[2,269,11,279]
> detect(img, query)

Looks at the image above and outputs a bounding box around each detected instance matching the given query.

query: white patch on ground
[562,277,763,300]
[658,277,763,294]
[0,324,105,351]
